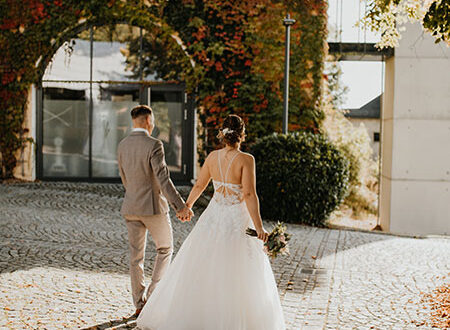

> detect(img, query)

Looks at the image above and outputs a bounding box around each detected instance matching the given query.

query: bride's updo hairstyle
[219,114,245,146]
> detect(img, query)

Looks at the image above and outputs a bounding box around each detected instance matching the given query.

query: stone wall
[380,22,450,236]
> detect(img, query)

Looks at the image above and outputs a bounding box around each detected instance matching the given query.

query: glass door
[147,84,194,183]
[91,84,139,178]
[40,83,90,178]
[150,90,183,174]
[38,83,194,183]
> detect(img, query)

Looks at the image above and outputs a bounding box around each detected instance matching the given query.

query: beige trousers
[125,213,173,309]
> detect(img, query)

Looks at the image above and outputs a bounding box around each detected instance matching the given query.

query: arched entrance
[35,23,196,184]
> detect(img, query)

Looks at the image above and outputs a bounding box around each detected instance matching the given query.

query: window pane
[43,38,91,81]
[92,25,141,82]
[327,0,380,43]
[338,61,383,109]
[42,82,90,177]
[91,83,139,177]
[151,91,183,173]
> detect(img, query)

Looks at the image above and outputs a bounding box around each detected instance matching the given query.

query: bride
[137,114,286,330]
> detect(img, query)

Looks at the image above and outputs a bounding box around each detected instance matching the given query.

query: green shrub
[251,132,350,226]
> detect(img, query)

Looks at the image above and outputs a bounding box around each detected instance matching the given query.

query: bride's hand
[256,227,269,243]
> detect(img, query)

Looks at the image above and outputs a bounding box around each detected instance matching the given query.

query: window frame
[36,25,195,184]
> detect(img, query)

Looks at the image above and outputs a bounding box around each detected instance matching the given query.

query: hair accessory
[222,128,234,135]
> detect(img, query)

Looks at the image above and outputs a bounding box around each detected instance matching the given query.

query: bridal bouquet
[246,222,291,259]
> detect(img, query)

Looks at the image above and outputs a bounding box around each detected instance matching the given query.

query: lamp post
[282,13,296,134]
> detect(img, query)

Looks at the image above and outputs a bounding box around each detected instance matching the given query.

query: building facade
[345,95,381,160]
[14,24,196,184]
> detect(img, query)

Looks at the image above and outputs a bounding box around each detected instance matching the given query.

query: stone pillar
[13,85,36,181]
[380,22,450,236]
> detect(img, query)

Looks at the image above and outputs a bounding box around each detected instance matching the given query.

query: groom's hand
[177,207,193,222]
[176,207,194,222]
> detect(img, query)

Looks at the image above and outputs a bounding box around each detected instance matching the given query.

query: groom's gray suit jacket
[117,131,185,216]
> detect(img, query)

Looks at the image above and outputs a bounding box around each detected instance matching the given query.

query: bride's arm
[242,154,268,242]
[185,155,212,209]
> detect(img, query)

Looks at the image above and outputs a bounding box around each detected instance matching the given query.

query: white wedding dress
[137,151,286,330]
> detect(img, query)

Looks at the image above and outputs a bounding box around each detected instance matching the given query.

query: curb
[326,223,450,240]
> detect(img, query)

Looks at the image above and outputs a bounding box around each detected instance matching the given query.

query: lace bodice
[212,150,244,206]
[213,180,244,205]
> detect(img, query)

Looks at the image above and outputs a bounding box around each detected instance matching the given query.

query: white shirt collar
[132,128,150,136]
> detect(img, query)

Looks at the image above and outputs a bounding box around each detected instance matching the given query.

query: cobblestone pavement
[0,182,449,329]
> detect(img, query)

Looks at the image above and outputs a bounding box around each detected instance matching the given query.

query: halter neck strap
[218,149,240,183]
[224,152,239,182]
[218,150,224,182]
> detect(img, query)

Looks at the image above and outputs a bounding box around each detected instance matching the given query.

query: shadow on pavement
[83,315,137,329]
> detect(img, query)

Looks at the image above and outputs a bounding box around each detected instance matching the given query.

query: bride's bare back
[207,148,244,205]
[210,148,243,184]
[185,145,268,242]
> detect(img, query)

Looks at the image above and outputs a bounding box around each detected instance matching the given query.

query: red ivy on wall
[162,0,327,159]
[0,0,327,178]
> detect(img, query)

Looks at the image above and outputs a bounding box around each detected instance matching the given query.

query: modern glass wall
[38,24,194,182]
[151,90,183,173]
[327,0,380,43]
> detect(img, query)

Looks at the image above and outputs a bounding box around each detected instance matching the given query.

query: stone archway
[35,19,195,83]
[3,2,200,180]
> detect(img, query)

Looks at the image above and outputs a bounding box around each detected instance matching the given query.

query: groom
[117,105,193,316]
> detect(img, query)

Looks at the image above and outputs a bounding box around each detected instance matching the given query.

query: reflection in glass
[92,25,141,82]
[43,38,91,81]
[42,83,90,177]
[151,91,183,173]
[92,84,138,177]
[327,0,380,43]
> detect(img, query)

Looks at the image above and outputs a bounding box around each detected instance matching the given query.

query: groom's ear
[147,115,153,128]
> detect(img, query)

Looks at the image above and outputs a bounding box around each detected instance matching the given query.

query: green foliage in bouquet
[251,132,350,226]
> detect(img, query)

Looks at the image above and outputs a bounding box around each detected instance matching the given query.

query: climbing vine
[0,0,328,178]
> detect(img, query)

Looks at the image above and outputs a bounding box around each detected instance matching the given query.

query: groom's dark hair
[131,105,152,119]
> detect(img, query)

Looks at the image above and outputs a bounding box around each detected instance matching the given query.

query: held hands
[176,206,194,222]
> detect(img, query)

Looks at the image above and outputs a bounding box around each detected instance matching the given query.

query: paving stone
[0,182,449,329]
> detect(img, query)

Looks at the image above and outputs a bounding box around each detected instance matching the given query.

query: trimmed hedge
[251,132,350,226]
